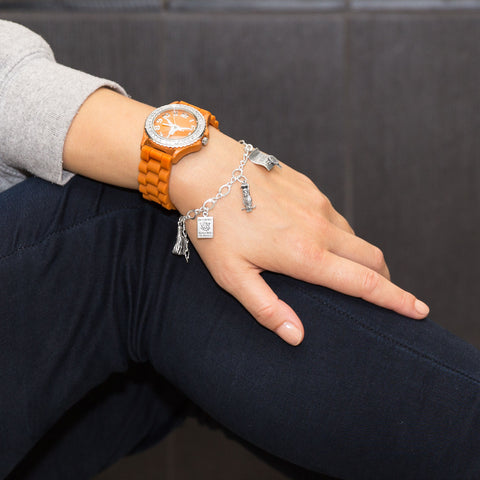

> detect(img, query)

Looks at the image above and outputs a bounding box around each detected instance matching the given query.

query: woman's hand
[64,90,429,347]
[170,128,430,346]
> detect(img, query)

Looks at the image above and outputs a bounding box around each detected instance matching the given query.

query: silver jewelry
[197,215,214,239]
[249,148,281,171]
[240,181,255,212]
[172,141,276,262]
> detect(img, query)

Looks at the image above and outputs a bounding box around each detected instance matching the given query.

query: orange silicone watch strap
[138,138,175,210]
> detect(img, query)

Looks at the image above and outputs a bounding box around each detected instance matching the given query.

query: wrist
[169,127,244,214]
[64,88,153,190]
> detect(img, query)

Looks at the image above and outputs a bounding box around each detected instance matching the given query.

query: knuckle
[291,235,308,257]
[292,236,326,266]
[314,215,331,234]
[340,215,355,234]
[255,302,276,320]
[213,263,237,291]
[311,246,327,266]
[372,246,386,270]
[214,273,231,291]
[315,193,332,211]
[397,290,414,311]
[362,270,381,294]
[383,263,391,281]
[299,171,317,187]
[254,302,278,329]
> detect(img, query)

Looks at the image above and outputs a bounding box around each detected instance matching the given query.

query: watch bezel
[145,104,206,149]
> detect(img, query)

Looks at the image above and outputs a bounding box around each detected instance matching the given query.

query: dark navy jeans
[2,176,480,480]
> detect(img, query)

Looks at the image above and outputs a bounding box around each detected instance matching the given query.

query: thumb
[225,269,305,346]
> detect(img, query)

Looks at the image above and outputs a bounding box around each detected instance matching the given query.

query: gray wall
[2,1,480,478]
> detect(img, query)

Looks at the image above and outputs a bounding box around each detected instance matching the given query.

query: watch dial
[153,108,198,139]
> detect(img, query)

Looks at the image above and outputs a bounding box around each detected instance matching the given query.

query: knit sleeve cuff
[0,55,127,186]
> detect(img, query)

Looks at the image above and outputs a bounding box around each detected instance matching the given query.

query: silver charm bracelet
[172,140,281,262]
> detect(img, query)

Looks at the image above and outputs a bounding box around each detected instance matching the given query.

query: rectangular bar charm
[197,216,214,239]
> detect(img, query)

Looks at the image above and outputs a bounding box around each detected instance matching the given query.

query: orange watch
[138,101,219,210]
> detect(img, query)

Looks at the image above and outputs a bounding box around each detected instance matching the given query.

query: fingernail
[276,322,302,346]
[415,299,430,316]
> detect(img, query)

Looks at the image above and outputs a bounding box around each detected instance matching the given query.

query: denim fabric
[1,176,480,480]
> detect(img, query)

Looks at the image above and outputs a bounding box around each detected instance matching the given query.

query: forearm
[63,87,244,213]
[63,88,152,190]
[0,21,127,191]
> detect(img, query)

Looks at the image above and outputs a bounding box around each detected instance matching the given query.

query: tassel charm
[172,217,190,262]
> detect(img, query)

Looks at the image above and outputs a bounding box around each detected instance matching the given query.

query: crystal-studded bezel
[145,104,206,149]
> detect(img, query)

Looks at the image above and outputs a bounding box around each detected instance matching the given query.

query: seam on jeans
[296,284,480,388]
[0,205,144,263]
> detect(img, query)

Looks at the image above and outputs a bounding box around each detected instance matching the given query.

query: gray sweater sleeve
[0,19,127,193]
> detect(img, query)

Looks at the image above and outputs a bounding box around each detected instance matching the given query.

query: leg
[136,218,480,478]
[0,176,186,477]
[2,176,480,480]
[7,366,188,480]
[147,256,480,480]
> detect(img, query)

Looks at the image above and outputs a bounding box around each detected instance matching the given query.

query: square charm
[197,216,214,239]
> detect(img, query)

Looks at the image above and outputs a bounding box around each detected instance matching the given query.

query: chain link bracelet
[172,140,281,262]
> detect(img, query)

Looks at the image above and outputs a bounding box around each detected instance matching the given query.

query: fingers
[304,193,392,280]
[322,225,391,280]
[308,192,391,280]
[218,267,305,346]
[330,211,355,236]
[286,249,429,320]
[310,199,391,279]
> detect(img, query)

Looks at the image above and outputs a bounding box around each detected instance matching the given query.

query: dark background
[2,0,480,478]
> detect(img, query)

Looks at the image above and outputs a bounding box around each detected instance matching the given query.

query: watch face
[145,104,207,149]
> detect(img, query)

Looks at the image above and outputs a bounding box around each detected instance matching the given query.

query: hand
[169,128,430,346]
[63,89,430,347]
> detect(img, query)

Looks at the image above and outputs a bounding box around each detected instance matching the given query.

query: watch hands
[161,114,194,138]
[168,125,178,138]
[165,124,194,138]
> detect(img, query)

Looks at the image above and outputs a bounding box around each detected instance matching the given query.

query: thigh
[144,234,480,480]
[0,176,181,476]
[3,176,480,480]
[8,366,188,480]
